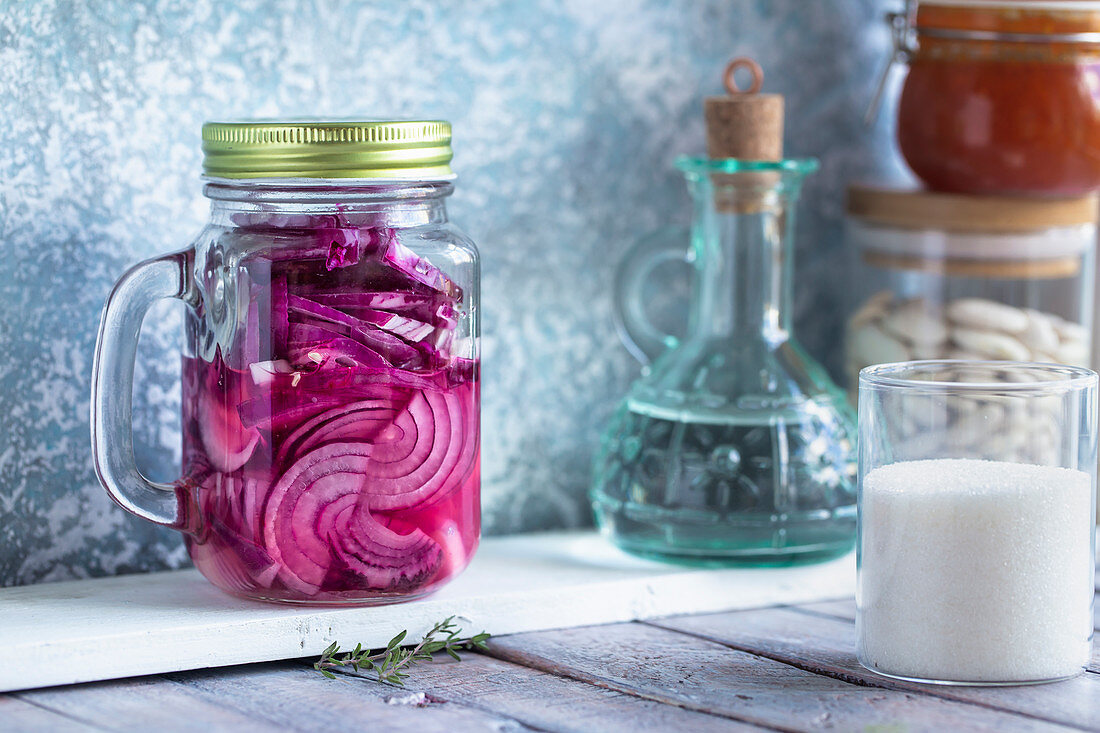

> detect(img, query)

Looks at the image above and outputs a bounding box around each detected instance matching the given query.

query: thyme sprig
[313,616,490,685]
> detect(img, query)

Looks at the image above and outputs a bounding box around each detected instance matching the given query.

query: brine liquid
[181,355,480,604]
[178,223,479,604]
[591,399,857,565]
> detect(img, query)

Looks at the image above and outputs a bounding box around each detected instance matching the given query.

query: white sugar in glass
[861,459,1092,682]
[857,361,1097,685]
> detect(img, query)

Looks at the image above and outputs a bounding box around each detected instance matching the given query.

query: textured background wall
[0,0,909,586]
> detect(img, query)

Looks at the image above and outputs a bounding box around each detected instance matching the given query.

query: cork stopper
[704,58,784,161]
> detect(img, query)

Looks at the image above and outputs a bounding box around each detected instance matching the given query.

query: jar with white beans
[844,186,1097,394]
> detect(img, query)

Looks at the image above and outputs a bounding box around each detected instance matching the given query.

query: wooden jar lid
[861,250,1084,279]
[847,185,1099,233]
[849,186,1098,279]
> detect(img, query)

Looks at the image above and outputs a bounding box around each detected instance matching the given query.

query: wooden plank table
[6,581,1099,732]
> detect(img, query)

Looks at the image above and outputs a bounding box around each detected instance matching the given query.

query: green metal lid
[201,120,454,180]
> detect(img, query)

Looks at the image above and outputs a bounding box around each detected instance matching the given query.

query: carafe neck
[680,161,812,345]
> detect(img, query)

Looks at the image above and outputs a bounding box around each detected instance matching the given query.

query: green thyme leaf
[387,630,408,649]
[313,617,491,685]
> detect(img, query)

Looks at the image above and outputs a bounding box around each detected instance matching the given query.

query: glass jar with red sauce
[894,0,1100,195]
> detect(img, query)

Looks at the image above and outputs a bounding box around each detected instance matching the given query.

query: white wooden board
[0,531,854,693]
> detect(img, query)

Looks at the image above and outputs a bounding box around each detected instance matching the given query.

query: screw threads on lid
[201,120,454,180]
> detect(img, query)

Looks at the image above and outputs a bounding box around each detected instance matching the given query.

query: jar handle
[613,227,690,365]
[91,250,195,528]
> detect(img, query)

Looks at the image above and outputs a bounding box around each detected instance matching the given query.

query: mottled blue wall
[0,0,908,585]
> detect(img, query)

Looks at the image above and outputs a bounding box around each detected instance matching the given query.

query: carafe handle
[90,250,195,528]
[613,227,690,364]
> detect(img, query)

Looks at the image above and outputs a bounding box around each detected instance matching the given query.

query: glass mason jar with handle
[91,120,480,605]
[591,157,858,565]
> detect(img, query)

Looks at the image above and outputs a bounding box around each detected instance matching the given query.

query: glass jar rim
[202,178,454,207]
[913,0,1100,42]
[919,1,1100,11]
[675,156,818,175]
[859,360,1097,394]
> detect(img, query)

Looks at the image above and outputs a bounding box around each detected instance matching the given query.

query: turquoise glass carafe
[591,157,857,565]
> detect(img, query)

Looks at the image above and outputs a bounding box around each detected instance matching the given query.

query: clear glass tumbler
[857,361,1097,685]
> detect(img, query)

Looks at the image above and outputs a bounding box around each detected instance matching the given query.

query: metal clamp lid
[865,1,917,125]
